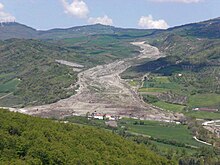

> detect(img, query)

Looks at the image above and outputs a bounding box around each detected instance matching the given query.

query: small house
[93,114,104,120]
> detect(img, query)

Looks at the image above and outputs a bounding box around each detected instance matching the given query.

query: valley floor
[8,42,182,121]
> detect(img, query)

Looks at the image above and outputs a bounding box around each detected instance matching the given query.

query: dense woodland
[0,109,173,164]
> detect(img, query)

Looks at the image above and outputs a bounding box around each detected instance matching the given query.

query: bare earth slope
[9,42,180,121]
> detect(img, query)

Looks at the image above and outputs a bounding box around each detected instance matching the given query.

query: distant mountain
[0,22,37,40]
[0,23,156,40]
[0,17,220,40]
[167,17,220,39]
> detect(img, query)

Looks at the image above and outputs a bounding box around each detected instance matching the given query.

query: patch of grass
[151,141,197,154]
[0,72,15,79]
[143,81,180,91]
[153,101,185,112]
[189,93,220,108]
[154,76,170,83]
[119,118,203,147]
[0,94,22,107]
[128,80,140,86]
[138,87,170,93]
[0,78,20,93]
[186,111,220,120]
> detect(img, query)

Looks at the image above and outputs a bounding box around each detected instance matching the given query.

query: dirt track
[11,42,180,121]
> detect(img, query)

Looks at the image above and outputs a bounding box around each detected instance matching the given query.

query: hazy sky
[0,0,219,30]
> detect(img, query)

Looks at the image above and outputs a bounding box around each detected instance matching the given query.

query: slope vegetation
[0,22,156,40]
[0,109,173,164]
[121,17,220,116]
[0,35,138,107]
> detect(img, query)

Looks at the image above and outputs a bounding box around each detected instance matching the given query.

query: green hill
[0,109,173,164]
[121,17,220,114]
[0,22,37,40]
[166,17,220,39]
[0,39,78,106]
[0,23,156,40]
[0,35,139,107]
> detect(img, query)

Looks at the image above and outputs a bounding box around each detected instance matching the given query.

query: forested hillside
[0,109,173,164]
[0,35,138,107]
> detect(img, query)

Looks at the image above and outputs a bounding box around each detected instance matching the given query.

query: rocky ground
[9,42,182,121]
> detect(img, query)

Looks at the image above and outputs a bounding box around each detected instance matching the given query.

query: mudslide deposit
[10,42,180,121]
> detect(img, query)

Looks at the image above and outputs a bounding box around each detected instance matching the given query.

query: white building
[93,114,104,120]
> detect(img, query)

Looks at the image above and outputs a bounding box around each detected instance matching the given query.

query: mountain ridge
[1,17,219,40]
[0,22,156,40]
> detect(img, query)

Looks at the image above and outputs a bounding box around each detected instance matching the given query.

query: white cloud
[88,15,113,25]
[60,0,89,18]
[0,3,15,23]
[150,0,203,3]
[138,15,169,29]
[0,3,4,10]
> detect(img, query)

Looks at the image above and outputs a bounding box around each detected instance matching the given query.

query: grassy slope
[138,74,220,119]
[0,109,173,164]
[152,101,185,113]
[0,36,138,107]
[119,118,202,147]
[121,20,220,119]
[0,39,78,107]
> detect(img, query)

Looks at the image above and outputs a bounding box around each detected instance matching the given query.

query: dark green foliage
[0,39,78,106]
[0,109,173,164]
[142,94,159,103]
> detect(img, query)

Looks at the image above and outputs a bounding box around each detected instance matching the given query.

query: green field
[189,93,220,108]
[0,78,20,93]
[151,141,197,154]
[119,118,203,147]
[132,75,220,119]
[143,82,181,91]
[154,76,171,83]
[139,75,185,96]
[186,111,220,120]
[128,80,140,86]
[138,87,170,93]
[153,101,185,112]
